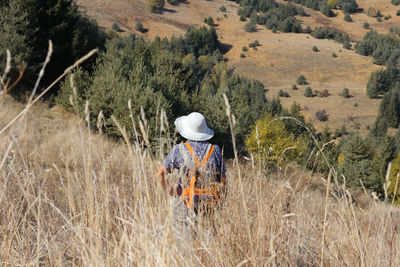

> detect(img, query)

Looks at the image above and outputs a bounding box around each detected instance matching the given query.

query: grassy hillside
[75,0,400,134]
[0,95,399,265]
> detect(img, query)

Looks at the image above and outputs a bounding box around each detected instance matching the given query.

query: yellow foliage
[198,55,210,70]
[338,153,344,165]
[327,0,336,9]
[245,114,304,162]
[389,153,400,205]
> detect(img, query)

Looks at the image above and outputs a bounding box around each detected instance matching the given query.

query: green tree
[338,132,373,189]
[366,69,389,98]
[244,20,257,32]
[148,0,165,13]
[0,0,33,70]
[297,74,308,85]
[388,153,400,204]
[304,87,313,97]
[135,22,145,33]
[341,87,350,98]
[344,13,352,22]
[1,0,105,91]
[368,136,395,195]
[57,28,269,156]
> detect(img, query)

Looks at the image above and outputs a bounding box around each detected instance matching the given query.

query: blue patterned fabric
[164,140,226,178]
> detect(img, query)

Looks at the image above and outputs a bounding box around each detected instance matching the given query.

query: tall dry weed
[0,96,399,266]
[0,48,399,266]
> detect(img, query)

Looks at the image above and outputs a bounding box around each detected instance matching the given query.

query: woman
[156,112,226,212]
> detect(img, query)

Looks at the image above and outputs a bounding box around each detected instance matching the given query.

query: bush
[249,40,260,48]
[318,89,329,97]
[332,52,337,57]
[204,17,215,27]
[316,109,328,121]
[219,5,227,12]
[384,15,391,20]
[242,46,248,52]
[393,0,400,5]
[341,87,351,98]
[312,46,319,52]
[311,27,351,44]
[292,84,298,90]
[135,22,144,33]
[240,53,246,58]
[244,21,257,32]
[305,26,312,34]
[363,22,370,29]
[367,7,377,17]
[245,114,304,162]
[278,90,290,97]
[112,23,121,32]
[297,75,308,85]
[240,15,246,21]
[304,87,313,97]
[397,10,400,16]
[343,41,352,50]
[148,0,165,13]
[344,13,352,22]
[376,16,382,22]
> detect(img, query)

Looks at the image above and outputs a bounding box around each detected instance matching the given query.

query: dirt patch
[77,0,231,40]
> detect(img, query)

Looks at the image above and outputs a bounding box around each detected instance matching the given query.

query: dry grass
[0,94,399,266]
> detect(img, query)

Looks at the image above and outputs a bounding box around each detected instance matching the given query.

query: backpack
[180,142,220,211]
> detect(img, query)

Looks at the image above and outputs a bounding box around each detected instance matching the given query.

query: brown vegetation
[0,91,397,265]
[1,92,400,265]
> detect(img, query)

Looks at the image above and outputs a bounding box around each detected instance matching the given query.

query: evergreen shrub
[56,27,269,155]
[297,75,308,85]
[316,110,328,121]
[278,90,290,97]
[135,22,145,32]
[304,87,313,97]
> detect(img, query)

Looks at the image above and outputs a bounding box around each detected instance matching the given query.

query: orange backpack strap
[181,143,215,208]
[183,142,214,168]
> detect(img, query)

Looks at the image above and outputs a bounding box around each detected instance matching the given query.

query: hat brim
[174,116,214,141]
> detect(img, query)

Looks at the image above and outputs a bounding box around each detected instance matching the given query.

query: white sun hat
[174,112,214,141]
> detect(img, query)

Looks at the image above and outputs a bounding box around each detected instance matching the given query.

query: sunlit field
[0,95,399,266]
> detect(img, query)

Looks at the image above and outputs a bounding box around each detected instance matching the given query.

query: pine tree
[366,69,389,98]
[0,1,33,69]
[368,136,395,195]
[338,132,373,189]
[2,0,105,89]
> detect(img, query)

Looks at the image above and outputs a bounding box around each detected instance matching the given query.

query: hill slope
[77,0,394,134]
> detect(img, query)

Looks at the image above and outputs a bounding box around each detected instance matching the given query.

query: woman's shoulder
[211,143,223,155]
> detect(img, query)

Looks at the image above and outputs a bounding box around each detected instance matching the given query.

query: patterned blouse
[164,140,226,179]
